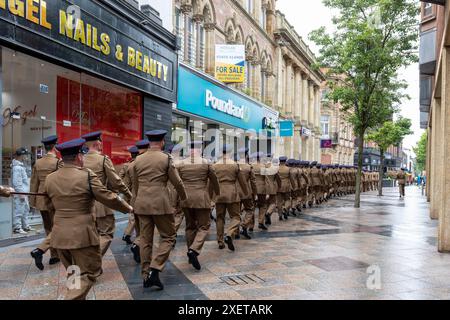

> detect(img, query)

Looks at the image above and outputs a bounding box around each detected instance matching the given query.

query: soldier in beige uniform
[237,148,257,240]
[177,141,220,270]
[29,135,63,270]
[213,145,248,251]
[81,131,132,257]
[277,157,295,221]
[119,146,140,245]
[250,152,270,230]
[297,161,310,211]
[396,168,407,198]
[264,154,282,226]
[309,162,321,206]
[45,138,133,300]
[132,130,187,290]
[286,160,299,215]
[129,139,151,263]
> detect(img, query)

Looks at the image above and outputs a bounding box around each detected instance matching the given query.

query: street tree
[309,0,418,207]
[413,131,428,174]
[367,117,412,196]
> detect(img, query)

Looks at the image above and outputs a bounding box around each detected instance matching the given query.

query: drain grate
[220,274,266,286]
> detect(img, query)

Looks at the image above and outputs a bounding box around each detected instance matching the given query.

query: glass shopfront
[174,64,279,157]
[0,0,178,241]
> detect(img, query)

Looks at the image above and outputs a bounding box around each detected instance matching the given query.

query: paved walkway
[2,187,450,300]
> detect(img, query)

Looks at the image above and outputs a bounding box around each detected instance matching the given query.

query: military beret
[128,146,139,155]
[279,156,288,162]
[56,139,87,157]
[145,130,167,142]
[286,159,295,166]
[310,161,317,166]
[41,135,58,146]
[136,139,150,150]
[81,131,102,142]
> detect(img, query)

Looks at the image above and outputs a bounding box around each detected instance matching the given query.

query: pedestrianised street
[1,187,447,300]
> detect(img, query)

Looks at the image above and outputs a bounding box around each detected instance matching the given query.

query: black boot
[30,248,44,271]
[144,269,164,290]
[279,215,284,221]
[130,244,141,263]
[224,236,235,251]
[187,250,201,270]
[283,209,289,220]
[240,228,252,240]
[122,234,133,245]
[49,257,60,265]
[265,215,272,225]
[258,223,268,231]
[303,204,307,209]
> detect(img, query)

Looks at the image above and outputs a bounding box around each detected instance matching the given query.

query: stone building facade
[319,80,355,166]
[145,0,324,161]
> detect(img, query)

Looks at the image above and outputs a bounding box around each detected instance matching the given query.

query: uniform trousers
[399,184,405,197]
[215,202,241,245]
[183,208,211,254]
[57,245,102,300]
[174,207,185,233]
[95,215,115,256]
[277,192,291,216]
[137,214,176,278]
[240,198,255,229]
[37,210,58,259]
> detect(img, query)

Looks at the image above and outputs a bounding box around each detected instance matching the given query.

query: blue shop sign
[279,120,294,137]
[177,65,278,130]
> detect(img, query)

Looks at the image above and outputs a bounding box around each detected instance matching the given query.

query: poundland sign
[205,90,245,119]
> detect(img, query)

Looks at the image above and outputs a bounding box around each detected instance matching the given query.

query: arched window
[175,1,215,71]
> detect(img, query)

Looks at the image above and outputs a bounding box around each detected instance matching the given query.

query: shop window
[424,3,433,17]
[321,115,330,138]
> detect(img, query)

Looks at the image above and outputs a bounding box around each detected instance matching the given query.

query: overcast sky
[277,0,422,152]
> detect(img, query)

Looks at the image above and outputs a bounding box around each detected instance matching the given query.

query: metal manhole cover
[220,274,265,286]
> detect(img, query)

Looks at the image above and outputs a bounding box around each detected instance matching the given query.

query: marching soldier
[213,145,248,251]
[237,148,257,240]
[81,131,132,257]
[29,135,63,270]
[298,161,310,211]
[286,159,299,216]
[277,157,295,221]
[129,139,150,264]
[396,168,407,199]
[250,152,269,231]
[177,141,220,270]
[119,146,140,245]
[132,130,187,290]
[45,138,133,300]
[309,162,321,206]
[264,154,281,225]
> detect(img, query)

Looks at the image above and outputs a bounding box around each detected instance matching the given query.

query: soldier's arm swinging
[168,157,188,201]
[104,156,133,199]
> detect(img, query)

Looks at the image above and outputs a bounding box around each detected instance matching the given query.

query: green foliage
[309,0,419,136]
[413,131,427,173]
[367,117,413,152]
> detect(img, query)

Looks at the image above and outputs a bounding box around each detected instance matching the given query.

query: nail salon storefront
[173,64,279,159]
[0,0,178,240]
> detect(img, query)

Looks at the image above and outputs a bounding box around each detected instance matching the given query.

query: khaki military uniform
[84,150,132,256]
[238,164,257,230]
[310,167,322,204]
[29,153,62,259]
[119,160,138,239]
[132,149,187,278]
[177,157,220,254]
[264,163,281,220]
[289,166,299,210]
[298,167,310,207]
[397,171,406,197]
[44,164,132,300]
[213,158,248,245]
[277,164,294,217]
